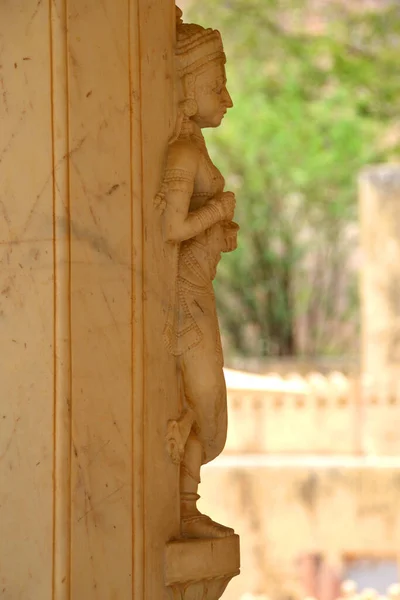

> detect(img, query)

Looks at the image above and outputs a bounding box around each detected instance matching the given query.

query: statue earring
[181,73,197,117]
[181,98,198,117]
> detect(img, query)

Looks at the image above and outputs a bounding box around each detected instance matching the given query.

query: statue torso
[189,132,225,213]
[168,131,224,359]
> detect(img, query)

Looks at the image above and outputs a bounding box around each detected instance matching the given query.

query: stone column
[358,165,400,454]
[0,1,180,598]
[359,165,400,383]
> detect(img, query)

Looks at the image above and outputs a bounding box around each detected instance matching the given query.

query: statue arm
[164,194,225,243]
[162,142,226,243]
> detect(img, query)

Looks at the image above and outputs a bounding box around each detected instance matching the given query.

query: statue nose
[224,89,233,108]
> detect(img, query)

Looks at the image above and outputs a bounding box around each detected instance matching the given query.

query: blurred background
[179,1,400,599]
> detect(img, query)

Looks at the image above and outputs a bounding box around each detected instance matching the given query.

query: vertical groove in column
[130,0,145,597]
[49,0,72,597]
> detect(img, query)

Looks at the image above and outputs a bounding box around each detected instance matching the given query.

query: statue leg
[166,407,196,465]
[178,344,234,539]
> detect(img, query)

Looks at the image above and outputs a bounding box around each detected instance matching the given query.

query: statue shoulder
[166,138,200,176]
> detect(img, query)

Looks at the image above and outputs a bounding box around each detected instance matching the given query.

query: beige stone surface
[359,165,400,457]
[203,366,400,598]
[359,165,400,383]
[165,535,240,585]
[223,368,400,456]
[224,369,359,455]
[362,401,400,455]
[200,466,400,600]
[0,3,54,597]
[0,1,180,598]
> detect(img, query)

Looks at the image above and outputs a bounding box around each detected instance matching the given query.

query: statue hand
[220,191,236,221]
[223,221,239,252]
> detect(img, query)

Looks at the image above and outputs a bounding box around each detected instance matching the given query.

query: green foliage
[186,0,400,358]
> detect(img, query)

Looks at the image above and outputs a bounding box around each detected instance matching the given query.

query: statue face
[192,63,233,128]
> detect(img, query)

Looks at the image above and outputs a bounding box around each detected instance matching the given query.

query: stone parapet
[224,368,400,455]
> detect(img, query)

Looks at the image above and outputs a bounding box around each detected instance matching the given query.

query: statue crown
[175,5,225,77]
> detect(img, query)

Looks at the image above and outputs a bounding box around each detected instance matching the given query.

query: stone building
[200,368,400,600]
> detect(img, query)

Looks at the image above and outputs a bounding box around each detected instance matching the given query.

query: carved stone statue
[156,6,238,540]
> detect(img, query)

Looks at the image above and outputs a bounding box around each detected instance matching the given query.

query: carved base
[168,575,234,600]
[165,535,240,600]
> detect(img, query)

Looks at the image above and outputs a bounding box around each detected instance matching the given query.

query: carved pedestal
[165,536,240,600]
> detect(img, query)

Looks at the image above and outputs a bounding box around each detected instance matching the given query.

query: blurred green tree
[185,0,400,358]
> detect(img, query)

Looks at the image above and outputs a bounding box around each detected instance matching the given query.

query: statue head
[175,6,233,130]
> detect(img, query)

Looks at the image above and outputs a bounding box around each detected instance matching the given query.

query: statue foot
[166,420,185,465]
[181,514,234,539]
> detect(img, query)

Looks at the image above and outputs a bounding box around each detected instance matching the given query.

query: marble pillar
[0,1,180,598]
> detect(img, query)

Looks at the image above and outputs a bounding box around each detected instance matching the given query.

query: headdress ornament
[175,5,226,78]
